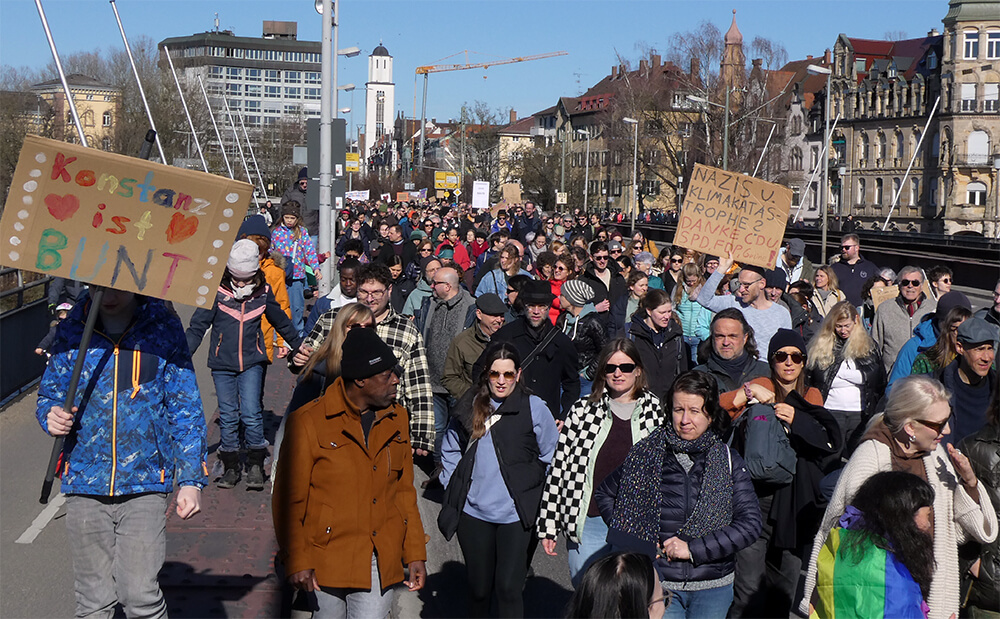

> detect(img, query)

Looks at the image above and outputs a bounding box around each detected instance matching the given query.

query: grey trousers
[306,553,394,619]
[65,493,168,619]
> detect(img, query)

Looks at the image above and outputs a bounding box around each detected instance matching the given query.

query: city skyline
[1,0,945,123]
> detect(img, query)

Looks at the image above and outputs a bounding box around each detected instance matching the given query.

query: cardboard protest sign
[673,164,792,268]
[395,192,410,202]
[500,183,522,205]
[871,284,899,310]
[0,135,253,308]
[472,181,490,209]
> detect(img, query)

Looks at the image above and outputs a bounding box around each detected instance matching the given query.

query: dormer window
[927,50,938,69]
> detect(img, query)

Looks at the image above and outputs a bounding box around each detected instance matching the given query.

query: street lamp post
[576,129,590,213]
[686,94,730,170]
[993,153,1000,238]
[623,117,639,234]
[807,64,832,263]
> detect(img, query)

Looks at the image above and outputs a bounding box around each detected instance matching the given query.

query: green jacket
[441,324,490,400]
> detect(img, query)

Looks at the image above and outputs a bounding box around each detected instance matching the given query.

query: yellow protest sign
[0,135,253,308]
[673,164,792,268]
[346,152,359,172]
[434,171,458,189]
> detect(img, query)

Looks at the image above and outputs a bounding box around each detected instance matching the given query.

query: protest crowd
[38,175,1000,619]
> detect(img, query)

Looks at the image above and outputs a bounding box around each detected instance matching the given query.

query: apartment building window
[225,83,242,96]
[265,50,283,61]
[245,100,260,112]
[642,180,661,195]
[264,86,280,98]
[263,116,277,126]
[305,72,321,84]
[600,180,608,195]
[245,84,261,97]
[86,94,94,101]
[209,66,224,79]
[895,131,904,160]
[613,150,623,166]
[892,178,901,203]
[304,88,320,100]
[246,49,263,60]
[985,83,999,112]
[285,87,301,99]
[927,50,938,69]
[287,52,303,63]
[601,151,609,166]
[102,137,111,151]
[961,84,977,111]
[967,181,987,205]
[245,116,260,126]
[792,186,801,207]
[227,99,241,111]
[104,95,112,102]
[246,69,261,81]
[284,104,300,114]
[859,133,870,161]
[265,70,281,83]
[790,147,803,171]
[988,31,1000,59]
[968,130,990,164]
[207,83,223,96]
[875,178,884,205]
[811,146,819,169]
[285,71,301,83]
[226,67,242,80]
[102,111,112,127]
[964,29,980,59]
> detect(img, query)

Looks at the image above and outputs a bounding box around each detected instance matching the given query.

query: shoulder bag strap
[521,326,560,372]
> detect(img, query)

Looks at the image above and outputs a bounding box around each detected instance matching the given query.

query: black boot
[245,448,267,491]
[217,451,241,489]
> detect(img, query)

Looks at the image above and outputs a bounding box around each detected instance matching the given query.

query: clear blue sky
[1,0,945,124]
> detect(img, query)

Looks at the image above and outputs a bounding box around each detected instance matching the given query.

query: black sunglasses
[605,363,637,374]
[772,351,805,364]
[899,278,922,288]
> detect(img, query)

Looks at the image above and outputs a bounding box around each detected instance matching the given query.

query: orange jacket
[260,255,291,361]
[272,378,426,589]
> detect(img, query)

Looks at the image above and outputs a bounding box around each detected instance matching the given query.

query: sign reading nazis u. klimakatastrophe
[0,135,253,307]
[673,163,792,269]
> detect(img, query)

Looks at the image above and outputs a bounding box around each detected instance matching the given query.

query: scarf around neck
[862,418,928,482]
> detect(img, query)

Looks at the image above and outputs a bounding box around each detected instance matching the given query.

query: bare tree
[884,30,908,41]
[458,101,507,200]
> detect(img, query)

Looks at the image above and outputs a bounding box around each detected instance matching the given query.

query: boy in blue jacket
[39,286,208,619]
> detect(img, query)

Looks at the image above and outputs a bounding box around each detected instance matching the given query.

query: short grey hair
[896,265,923,283]
[883,374,951,433]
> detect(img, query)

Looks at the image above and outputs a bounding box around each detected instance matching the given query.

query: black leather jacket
[557,309,608,381]
[807,344,886,419]
[960,424,1000,611]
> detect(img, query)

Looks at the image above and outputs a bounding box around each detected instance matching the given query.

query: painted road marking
[15,492,65,544]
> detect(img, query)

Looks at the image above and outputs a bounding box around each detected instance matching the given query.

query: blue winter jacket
[36,295,208,496]
[186,282,303,372]
[885,315,937,395]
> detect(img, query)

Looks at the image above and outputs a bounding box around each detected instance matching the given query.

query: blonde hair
[302,303,375,380]
[882,374,951,433]
[815,265,841,293]
[807,301,876,370]
[673,262,704,305]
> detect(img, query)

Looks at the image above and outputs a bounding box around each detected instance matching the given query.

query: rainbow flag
[810,527,928,619]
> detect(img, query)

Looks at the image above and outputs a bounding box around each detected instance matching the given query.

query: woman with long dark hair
[438,343,559,617]
[810,472,937,618]
[595,371,762,618]
[625,288,689,400]
[565,552,666,619]
[539,339,668,587]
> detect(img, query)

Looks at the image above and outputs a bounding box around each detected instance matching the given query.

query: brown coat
[272,377,426,589]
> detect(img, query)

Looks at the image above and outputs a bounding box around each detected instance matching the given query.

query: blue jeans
[579,377,593,399]
[212,365,266,453]
[663,583,734,619]
[433,393,455,465]
[683,335,701,365]
[567,515,611,588]
[65,493,168,619]
[307,553,393,618]
[288,278,306,338]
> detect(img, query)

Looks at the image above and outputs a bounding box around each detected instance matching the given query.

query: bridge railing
[0,268,51,406]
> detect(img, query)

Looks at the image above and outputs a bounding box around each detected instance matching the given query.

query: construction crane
[414,50,568,170]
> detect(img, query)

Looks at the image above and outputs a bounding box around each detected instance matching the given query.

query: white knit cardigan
[800,439,998,619]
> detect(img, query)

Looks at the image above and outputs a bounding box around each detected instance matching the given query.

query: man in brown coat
[273,328,427,617]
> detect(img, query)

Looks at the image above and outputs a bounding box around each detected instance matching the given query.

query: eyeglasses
[593,254,609,261]
[554,266,568,272]
[488,370,517,380]
[605,363,637,374]
[670,258,684,264]
[431,280,450,287]
[738,279,763,289]
[358,288,387,299]
[841,244,857,250]
[348,322,373,331]
[610,249,622,255]
[772,351,805,364]
[938,278,951,284]
[914,415,951,436]
[899,278,922,288]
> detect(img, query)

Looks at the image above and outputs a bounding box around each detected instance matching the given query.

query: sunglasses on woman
[488,370,517,380]
[605,363,637,374]
[348,322,373,330]
[772,351,805,364]
[914,415,951,436]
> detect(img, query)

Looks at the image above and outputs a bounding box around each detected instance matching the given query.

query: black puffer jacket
[557,308,608,380]
[595,432,762,585]
[626,311,689,400]
[806,343,885,420]
[960,423,1000,612]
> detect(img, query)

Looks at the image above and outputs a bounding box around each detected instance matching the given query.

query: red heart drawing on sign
[166,212,199,244]
[44,193,80,221]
